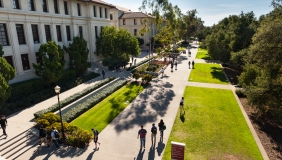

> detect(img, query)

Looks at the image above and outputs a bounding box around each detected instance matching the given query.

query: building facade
[0,0,114,83]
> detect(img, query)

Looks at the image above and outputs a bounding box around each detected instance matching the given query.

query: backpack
[41,129,47,137]
[94,130,99,136]
[54,130,60,139]
[140,129,146,138]
[152,127,157,134]
[163,125,166,130]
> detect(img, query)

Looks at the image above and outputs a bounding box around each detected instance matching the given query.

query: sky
[105,0,274,26]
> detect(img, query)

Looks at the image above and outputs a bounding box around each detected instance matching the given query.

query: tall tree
[33,41,65,86]
[0,44,15,102]
[64,36,90,76]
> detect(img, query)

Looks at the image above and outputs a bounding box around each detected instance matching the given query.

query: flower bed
[126,57,153,71]
[62,79,128,123]
[34,77,115,118]
[133,60,169,77]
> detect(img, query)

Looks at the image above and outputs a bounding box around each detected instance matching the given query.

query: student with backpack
[137,126,147,149]
[51,127,59,149]
[39,125,49,147]
[151,123,157,145]
[92,128,100,150]
[158,119,166,140]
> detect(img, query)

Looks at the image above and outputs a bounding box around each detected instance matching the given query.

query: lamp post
[54,85,66,142]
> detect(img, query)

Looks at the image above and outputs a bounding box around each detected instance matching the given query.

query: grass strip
[163,86,262,160]
[188,63,228,84]
[62,79,128,123]
[34,77,115,118]
[196,48,211,60]
[71,82,146,132]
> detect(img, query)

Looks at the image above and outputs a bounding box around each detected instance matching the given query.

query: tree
[0,44,16,102]
[64,36,90,76]
[33,41,65,86]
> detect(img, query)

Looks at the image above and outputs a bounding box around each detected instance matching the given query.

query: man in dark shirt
[137,126,147,149]
[0,115,8,137]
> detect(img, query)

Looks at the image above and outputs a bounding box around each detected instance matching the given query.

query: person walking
[192,60,195,69]
[188,61,191,69]
[174,61,178,70]
[151,123,157,145]
[92,128,100,150]
[39,125,49,147]
[137,126,147,149]
[158,119,165,140]
[102,69,105,79]
[160,67,164,77]
[0,115,8,137]
[51,127,59,149]
[180,97,184,110]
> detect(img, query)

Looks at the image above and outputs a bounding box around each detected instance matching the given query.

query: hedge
[34,77,115,118]
[126,57,153,71]
[62,79,128,122]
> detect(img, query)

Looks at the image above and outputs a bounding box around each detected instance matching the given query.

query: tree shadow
[210,67,228,83]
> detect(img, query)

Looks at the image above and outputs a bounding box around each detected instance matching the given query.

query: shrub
[235,89,246,98]
[35,112,60,128]
[62,79,127,122]
[34,77,115,118]
[132,73,140,81]
[142,74,153,84]
[58,69,76,83]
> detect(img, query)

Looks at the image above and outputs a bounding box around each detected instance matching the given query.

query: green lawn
[196,48,211,60]
[188,63,228,84]
[71,82,146,132]
[163,86,262,160]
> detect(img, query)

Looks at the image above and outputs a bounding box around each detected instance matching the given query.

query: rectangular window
[64,1,68,15]
[105,8,107,18]
[123,19,126,25]
[28,0,35,11]
[110,14,113,20]
[4,56,14,68]
[134,19,137,25]
[54,0,59,14]
[99,7,102,18]
[134,29,137,36]
[31,24,40,43]
[42,0,48,12]
[44,25,51,41]
[95,26,98,39]
[66,26,71,41]
[79,26,83,37]
[93,6,96,17]
[77,3,81,16]
[21,54,30,70]
[13,0,20,9]
[35,52,42,65]
[0,24,9,46]
[16,24,26,45]
[56,25,62,42]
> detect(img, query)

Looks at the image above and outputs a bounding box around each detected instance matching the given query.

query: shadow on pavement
[112,81,175,132]
[148,145,156,160]
[156,140,165,156]
[135,148,145,160]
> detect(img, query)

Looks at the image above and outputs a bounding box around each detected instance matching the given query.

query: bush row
[35,112,92,148]
[62,79,128,123]
[34,77,115,118]
[2,72,100,115]
[126,57,153,71]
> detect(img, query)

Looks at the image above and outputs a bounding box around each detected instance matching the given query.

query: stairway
[0,128,38,160]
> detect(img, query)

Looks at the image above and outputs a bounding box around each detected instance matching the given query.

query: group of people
[137,119,166,149]
[38,126,61,149]
[115,62,127,72]
[188,60,195,69]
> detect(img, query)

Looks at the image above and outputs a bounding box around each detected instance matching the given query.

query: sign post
[171,141,185,160]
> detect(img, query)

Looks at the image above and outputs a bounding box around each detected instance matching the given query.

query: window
[77,3,81,16]
[35,52,42,65]
[16,24,26,45]
[134,19,137,25]
[93,6,96,17]
[4,56,14,68]
[12,0,20,9]
[0,24,9,46]
[79,26,83,37]
[105,8,107,18]
[31,24,40,43]
[123,19,126,25]
[54,0,59,14]
[66,26,71,41]
[56,25,62,42]
[64,1,68,15]
[110,14,113,20]
[21,54,30,70]
[44,25,51,41]
[95,26,98,39]
[28,0,35,11]
[42,0,48,12]
[99,7,102,18]
[134,29,137,36]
